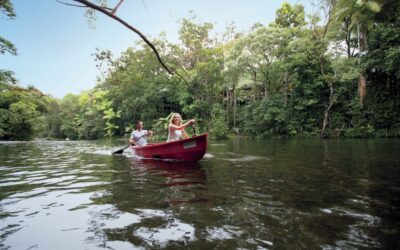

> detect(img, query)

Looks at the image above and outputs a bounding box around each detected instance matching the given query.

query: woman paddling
[167,113,195,142]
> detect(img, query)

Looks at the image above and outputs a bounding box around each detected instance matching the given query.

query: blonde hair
[169,113,182,126]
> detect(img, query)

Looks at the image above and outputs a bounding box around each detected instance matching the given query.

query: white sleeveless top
[167,126,182,142]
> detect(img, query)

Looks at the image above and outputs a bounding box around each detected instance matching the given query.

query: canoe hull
[131,133,208,162]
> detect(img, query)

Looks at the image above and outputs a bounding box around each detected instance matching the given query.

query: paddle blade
[112,145,130,155]
[112,149,124,155]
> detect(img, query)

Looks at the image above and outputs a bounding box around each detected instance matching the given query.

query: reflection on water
[129,158,208,207]
[0,139,399,249]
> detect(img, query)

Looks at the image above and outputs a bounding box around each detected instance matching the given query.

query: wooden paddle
[112,133,147,155]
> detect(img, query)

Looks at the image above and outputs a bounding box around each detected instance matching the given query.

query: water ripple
[0,139,399,249]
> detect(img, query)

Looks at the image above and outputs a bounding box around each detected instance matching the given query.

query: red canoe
[130,133,208,162]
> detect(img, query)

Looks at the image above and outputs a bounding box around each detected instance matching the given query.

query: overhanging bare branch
[70,0,174,75]
[55,0,86,8]
[111,0,124,15]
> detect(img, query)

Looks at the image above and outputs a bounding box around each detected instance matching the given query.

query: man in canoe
[167,113,195,142]
[130,120,153,146]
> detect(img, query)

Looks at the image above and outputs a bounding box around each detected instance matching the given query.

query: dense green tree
[333,0,381,108]
[2,1,399,141]
[0,83,51,140]
[0,0,16,55]
[275,2,306,28]
[244,94,288,138]
[209,104,229,139]
[1,0,17,84]
[361,0,400,137]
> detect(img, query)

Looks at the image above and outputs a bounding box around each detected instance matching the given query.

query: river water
[0,138,399,249]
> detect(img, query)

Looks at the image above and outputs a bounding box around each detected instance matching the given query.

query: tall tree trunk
[344,18,352,58]
[233,86,236,128]
[358,74,367,108]
[358,23,368,108]
[225,89,230,126]
[251,66,257,101]
[283,72,289,106]
[321,79,334,138]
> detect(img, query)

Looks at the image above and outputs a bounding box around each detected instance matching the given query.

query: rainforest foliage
[1,0,400,140]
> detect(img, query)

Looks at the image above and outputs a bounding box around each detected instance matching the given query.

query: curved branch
[56,0,113,11]
[72,0,174,75]
[111,0,124,15]
[56,0,87,8]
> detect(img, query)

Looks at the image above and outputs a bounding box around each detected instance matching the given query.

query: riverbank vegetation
[1,0,399,140]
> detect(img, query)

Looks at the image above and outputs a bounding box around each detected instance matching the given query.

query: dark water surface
[0,139,399,249]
